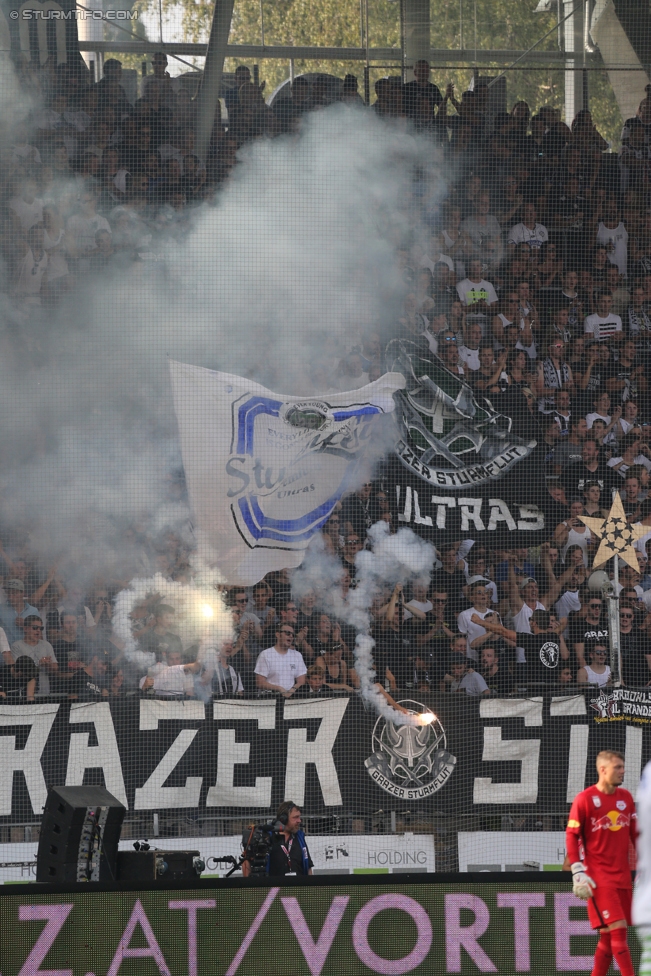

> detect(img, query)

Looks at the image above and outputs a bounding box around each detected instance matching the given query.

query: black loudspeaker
[116,850,204,883]
[36,786,126,883]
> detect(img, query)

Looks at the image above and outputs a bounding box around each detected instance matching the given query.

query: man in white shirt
[507,203,549,251]
[139,650,199,697]
[255,625,307,697]
[460,193,503,269]
[584,292,623,343]
[459,323,483,371]
[456,260,499,324]
[403,579,433,621]
[457,582,500,662]
[457,259,499,308]
[597,198,628,277]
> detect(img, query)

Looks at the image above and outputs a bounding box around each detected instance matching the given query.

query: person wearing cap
[0,579,42,645]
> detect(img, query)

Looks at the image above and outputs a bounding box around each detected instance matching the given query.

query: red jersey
[566,785,637,889]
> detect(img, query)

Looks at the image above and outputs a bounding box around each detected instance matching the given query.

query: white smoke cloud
[0,104,442,597]
[112,571,232,670]
[294,522,437,726]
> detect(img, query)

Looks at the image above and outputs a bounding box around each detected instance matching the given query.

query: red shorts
[587,886,632,930]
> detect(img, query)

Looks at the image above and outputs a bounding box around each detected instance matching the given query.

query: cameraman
[242,801,313,878]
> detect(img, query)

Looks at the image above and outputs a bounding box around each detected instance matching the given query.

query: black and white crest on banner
[364,700,456,801]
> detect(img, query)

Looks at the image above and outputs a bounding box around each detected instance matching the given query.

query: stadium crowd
[2,55,651,700]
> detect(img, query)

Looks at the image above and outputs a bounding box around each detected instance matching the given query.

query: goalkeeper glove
[571,862,596,900]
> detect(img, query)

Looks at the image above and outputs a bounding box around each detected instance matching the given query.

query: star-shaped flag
[579,491,649,571]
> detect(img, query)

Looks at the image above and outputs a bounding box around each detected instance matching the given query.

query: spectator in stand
[507,203,548,252]
[604,339,647,406]
[471,345,508,395]
[440,650,490,695]
[625,283,651,339]
[553,416,588,470]
[458,322,483,370]
[460,192,503,270]
[254,624,307,698]
[584,291,623,344]
[196,637,244,698]
[9,177,43,233]
[563,437,614,497]
[534,339,574,413]
[315,638,358,691]
[456,260,498,330]
[295,664,328,697]
[11,615,57,695]
[50,612,85,693]
[94,59,131,116]
[608,431,651,480]
[604,264,630,317]
[403,61,442,118]
[142,52,178,110]
[140,650,200,698]
[0,580,42,645]
[436,331,466,376]
[596,197,628,278]
[340,482,373,540]
[274,76,314,133]
[68,651,111,700]
[0,656,37,701]
[12,223,47,307]
[577,640,612,686]
[457,580,502,662]
[534,241,564,290]
[480,645,513,695]
[138,604,182,660]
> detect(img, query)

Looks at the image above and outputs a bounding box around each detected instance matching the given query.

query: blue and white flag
[169,361,404,584]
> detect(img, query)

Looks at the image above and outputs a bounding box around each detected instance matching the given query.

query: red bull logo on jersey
[590,810,630,832]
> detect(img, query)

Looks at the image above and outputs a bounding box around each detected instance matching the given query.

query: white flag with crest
[169,360,404,584]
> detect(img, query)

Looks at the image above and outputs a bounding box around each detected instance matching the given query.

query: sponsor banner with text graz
[0,877,631,975]
[2,695,651,823]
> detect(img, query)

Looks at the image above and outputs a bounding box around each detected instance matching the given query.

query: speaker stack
[36,785,126,883]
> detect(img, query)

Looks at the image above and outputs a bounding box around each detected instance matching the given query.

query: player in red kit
[566,750,638,976]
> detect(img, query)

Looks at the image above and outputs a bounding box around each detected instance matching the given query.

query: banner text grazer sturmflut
[1,693,649,823]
